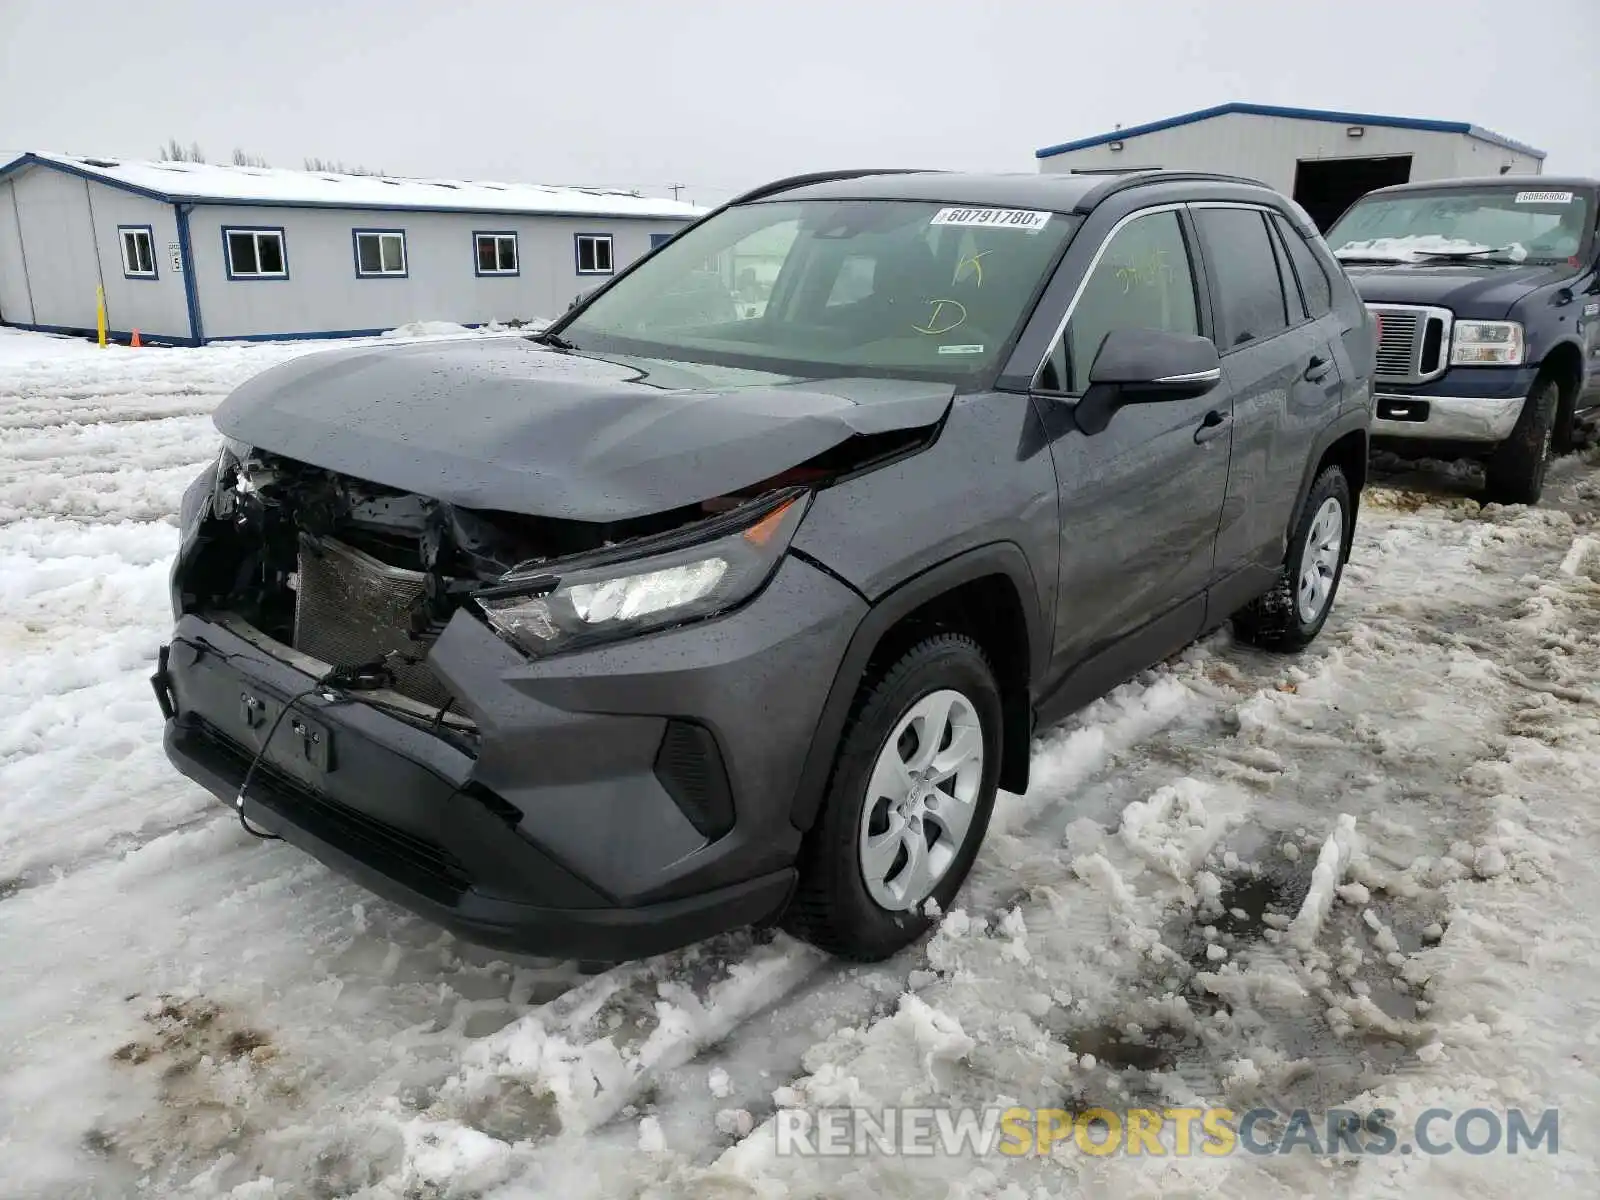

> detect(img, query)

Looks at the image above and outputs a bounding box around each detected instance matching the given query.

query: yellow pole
[96,286,107,347]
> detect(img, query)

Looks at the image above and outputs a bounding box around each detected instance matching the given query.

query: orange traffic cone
[131,329,142,348]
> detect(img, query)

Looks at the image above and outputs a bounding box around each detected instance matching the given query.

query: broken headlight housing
[475,489,810,658]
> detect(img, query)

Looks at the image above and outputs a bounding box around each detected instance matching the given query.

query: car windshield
[559,199,1079,381]
[1326,187,1592,265]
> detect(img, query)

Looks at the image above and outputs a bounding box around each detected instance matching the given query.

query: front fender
[787,541,1044,832]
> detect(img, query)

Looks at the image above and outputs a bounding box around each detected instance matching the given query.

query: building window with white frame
[224,228,288,279]
[575,233,614,275]
[354,229,408,278]
[119,226,157,279]
[475,232,519,275]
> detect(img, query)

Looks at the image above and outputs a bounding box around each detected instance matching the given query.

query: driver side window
[1039,210,1200,393]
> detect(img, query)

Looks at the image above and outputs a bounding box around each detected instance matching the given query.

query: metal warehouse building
[0,152,703,345]
[1036,103,1546,231]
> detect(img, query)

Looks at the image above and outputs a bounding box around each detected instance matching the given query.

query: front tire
[1231,465,1352,653]
[782,633,1002,961]
[1484,379,1558,506]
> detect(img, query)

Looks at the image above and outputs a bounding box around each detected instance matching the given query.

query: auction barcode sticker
[1514,190,1574,204]
[930,207,1051,231]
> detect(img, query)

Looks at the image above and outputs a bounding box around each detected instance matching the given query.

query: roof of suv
[740,168,1280,216]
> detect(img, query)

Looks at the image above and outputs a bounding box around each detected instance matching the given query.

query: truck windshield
[1326,187,1592,265]
[559,199,1078,381]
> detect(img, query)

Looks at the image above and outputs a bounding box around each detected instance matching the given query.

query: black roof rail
[724,168,943,207]
[1071,169,1273,212]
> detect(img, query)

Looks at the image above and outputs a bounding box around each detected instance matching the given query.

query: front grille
[190,718,471,903]
[1374,310,1421,375]
[1368,304,1453,384]
[293,534,453,709]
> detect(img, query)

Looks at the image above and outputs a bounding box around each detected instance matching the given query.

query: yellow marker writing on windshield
[953,250,991,287]
[912,299,968,335]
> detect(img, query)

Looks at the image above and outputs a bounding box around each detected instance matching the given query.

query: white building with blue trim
[1035,103,1546,232]
[0,152,703,345]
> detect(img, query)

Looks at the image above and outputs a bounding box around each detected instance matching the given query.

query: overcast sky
[2,0,1593,204]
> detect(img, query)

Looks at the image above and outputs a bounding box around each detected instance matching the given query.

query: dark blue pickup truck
[1325,176,1599,505]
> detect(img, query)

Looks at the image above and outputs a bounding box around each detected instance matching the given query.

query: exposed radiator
[292,534,452,709]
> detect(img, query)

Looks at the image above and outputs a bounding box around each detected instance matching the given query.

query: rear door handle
[1304,355,1333,383]
[1194,409,1231,444]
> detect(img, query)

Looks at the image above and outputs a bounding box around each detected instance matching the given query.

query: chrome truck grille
[292,535,452,709]
[1367,303,1453,385]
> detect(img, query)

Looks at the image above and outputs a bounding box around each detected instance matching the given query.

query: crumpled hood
[1341,261,1573,320]
[212,337,953,521]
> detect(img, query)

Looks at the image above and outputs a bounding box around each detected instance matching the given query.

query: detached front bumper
[152,554,866,960]
[1371,365,1538,444]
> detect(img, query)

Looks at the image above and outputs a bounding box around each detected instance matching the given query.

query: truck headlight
[476,490,809,658]
[1450,321,1525,366]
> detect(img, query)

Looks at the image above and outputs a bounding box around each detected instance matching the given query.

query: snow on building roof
[0,151,707,221]
[1035,103,1546,162]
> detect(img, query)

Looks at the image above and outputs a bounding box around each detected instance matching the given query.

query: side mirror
[1075,327,1222,436]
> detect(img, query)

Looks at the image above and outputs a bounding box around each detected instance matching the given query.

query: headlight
[476,490,810,658]
[1450,321,1524,366]
[209,442,242,518]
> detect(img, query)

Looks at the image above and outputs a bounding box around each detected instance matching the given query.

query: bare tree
[158,138,207,163]
[231,148,271,168]
[303,156,389,177]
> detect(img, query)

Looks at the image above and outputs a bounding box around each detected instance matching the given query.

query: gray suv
[153,169,1376,962]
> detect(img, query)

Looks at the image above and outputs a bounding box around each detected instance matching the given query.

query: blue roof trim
[186,196,693,221]
[0,151,177,202]
[0,153,697,221]
[1034,103,1546,162]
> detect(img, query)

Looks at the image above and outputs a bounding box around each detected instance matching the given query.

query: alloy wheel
[1296,496,1344,624]
[857,688,985,912]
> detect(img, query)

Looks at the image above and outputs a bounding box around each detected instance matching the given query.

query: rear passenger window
[1040,209,1199,393]
[1195,208,1289,348]
[1271,213,1334,318]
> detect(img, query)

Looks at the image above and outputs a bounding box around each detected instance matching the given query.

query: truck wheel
[782,633,1002,961]
[1231,464,1351,653]
[1551,379,1580,456]
[1484,379,1558,506]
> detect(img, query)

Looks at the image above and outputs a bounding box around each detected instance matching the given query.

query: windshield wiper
[1411,245,1525,264]
[1333,252,1414,265]
[530,330,576,350]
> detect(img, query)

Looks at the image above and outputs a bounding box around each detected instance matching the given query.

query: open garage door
[1293,155,1413,231]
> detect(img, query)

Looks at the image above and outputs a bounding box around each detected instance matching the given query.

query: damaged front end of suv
[171,438,825,728]
[153,346,945,960]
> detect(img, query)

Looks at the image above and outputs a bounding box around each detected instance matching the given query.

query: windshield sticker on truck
[937,344,985,355]
[1514,191,1575,204]
[930,207,1051,231]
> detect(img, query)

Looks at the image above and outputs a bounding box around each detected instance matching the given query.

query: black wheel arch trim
[787,541,1045,833]
[1535,337,1588,399]
[1287,407,1370,565]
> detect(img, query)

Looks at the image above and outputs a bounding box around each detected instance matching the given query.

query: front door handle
[1304,355,1333,383]
[1194,409,1231,444]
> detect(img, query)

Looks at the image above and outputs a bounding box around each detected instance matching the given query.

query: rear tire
[1231,465,1351,653]
[782,633,1002,961]
[1484,379,1558,506]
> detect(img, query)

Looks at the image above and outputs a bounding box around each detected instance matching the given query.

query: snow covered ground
[2,324,1598,1198]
